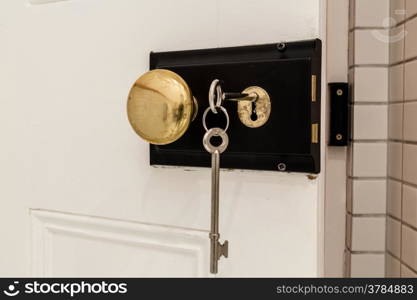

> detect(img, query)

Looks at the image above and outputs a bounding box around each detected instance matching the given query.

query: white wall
[0,0,323,276]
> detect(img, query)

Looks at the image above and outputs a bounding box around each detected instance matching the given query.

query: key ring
[202,105,229,132]
[203,128,229,154]
[208,79,223,114]
[209,79,259,115]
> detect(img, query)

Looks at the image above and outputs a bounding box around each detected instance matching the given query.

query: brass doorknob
[127,69,198,145]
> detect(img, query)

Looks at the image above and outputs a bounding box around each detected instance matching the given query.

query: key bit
[218,240,228,259]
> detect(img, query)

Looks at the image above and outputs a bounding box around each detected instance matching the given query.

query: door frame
[323,0,349,277]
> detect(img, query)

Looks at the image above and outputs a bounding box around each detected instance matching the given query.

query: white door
[0,0,326,277]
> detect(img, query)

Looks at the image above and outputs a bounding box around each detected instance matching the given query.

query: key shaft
[210,150,220,274]
[211,150,220,235]
[203,127,229,275]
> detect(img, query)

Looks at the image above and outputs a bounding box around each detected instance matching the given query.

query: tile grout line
[388,139,417,146]
[388,176,417,189]
[387,213,417,232]
[346,245,385,254]
[349,26,389,32]
[349,176,387,180]
[398,2,406,273]
[387,250,417,275]
[349,64,388,70]
[351,139,387,143]
[394,11,417,28]
[347,0,354,277]
[349,3,354,276]
[391,56,417,66]
[351,101,389,105]
[347,211,386,218]
[350,1,417,278]
[385,52,390,270]
[352,214,386,218]
[348,1,396,277]
[389,99,417,104]
[385,0,392,274]
[349,55,417,69]
[349,12,417,32]
[350,250,386,254]
[386,0,393,277]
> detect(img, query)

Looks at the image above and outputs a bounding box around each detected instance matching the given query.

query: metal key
[203,127,229,274]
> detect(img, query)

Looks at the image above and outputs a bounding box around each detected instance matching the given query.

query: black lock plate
[149,39,321,173]
[328,82,349,146]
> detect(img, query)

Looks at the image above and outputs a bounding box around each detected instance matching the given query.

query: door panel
[31,210,209,277]
[0,0,324,277]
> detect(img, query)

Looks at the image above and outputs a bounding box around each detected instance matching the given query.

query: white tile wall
[389,25,405,63]
[405,60,417,101]
[401,264,417,277]
[403,144,417,185]
[351,216,386,251]
[350,253,385,277]
[346,213,352,250]
[388,142,403,179]
[352,142,387,177]
[347,179,353,213]
[391,0,406,25]
[403,184,417,228]
[386,217,401,257]
[387,179,402,219]
[389,65,404,102]
[386,253,401,277]
[385,1,417,278]
[347,138,354,175]
[402,225,417,271]
[354,30,389,64]
[405,17,417,59]
[353,105,388,140]
[354,0,390,27]
[351,180,386,214]
[354,67,388,102]
[349,0,355,30]
[348,68,355,94]
[388,103,403,140]
[347,0,413,278]
[404,102,417,141]
[349,31,355,67]
[406,0,417,21]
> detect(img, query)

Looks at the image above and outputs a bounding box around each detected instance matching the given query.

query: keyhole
[250,102,258,121]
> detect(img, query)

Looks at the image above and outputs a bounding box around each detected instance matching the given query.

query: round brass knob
[127,69,197,145]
